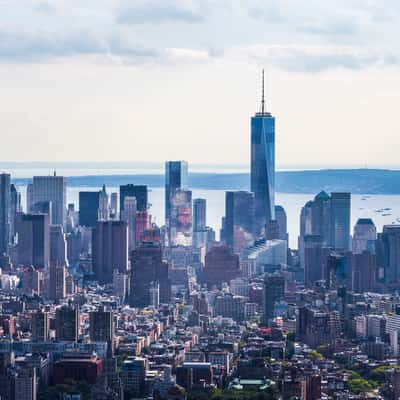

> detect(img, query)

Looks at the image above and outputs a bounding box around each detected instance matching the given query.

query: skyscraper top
[256,69,272,117]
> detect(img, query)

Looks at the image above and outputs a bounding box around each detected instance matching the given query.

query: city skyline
[1,1,400,166]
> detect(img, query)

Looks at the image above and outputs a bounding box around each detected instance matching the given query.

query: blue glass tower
[251,70,275,235]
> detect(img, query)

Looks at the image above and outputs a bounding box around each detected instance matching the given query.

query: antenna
[261,69,265,114]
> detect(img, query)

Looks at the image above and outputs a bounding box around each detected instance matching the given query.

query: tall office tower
[0,173,11,256]
[330,192,351,250]
[193,198,206,231]
[377,225,400,285]
[120,184,148,213]
[274,205,288,242]
[353,218,377,254]
[298,201,313,267]
[50,225,68,266]
[92,221,128,284]
[193,198,207,248]
[33,174,67,227]
[98,184,109,221]
[352,251,376,293]
[263,274,285,326]
[55,305,79,342]
[304,235,324,287]
[31,310,49,342]
[15,214,50,268]
[26,183,34,213]
[310,191,332,241]
[165,161,188,225]
[9,184,21,244]
[223,191,254,253]
[122,196,137,252]
[66,203,78,232]
[202,245,241,289]
[89,307,114,355]
[110,192,118,218]
[130,241,170,307]
[49,263,66,301]
[79,191,100,227]
[326,252,348,290]
[251,71,275,236]
[169,189,192,246]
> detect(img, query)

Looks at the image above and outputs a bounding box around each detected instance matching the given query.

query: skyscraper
[89,306,114,355]
[55,305,79,342]
[223,191,254,253]
[98,184,109,221]
[263,274,285,326]
[122,196,137,252]
[353,218,377,254]
[120,184,148,213]
[165,161,188,225]
[169,189,192,246]
[193,198,207,248]
[31,310,49,342]
[251,71,275,236]
[79,191,100,228]
[26,183,34,213]
[304,235,327,287]
[193,198,206,231]
[49,263,66,301]
[377,225,400,285]
[275,205,288,242]
[33,174,67,227]
[15,213,50,268]
[50,225,67,266]
[92,220,128,284]
[9,184,21,245]
[330,192,351,250]
[110,192,118,218]
[0,173,10,256]
[130,241,170,307]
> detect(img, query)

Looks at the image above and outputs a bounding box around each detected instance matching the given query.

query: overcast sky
[1,0,400,168]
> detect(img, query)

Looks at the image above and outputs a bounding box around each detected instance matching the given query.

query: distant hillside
[12,169,400,194]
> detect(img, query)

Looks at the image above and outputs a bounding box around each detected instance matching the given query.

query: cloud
[228,45,400,73]
[116,0,207,24]
[0,28,159,63]
[0,27,218,67]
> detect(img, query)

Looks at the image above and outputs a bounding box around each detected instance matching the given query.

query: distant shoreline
[10,169,400,194]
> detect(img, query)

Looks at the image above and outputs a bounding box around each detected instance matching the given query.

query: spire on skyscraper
[261,69,265,114]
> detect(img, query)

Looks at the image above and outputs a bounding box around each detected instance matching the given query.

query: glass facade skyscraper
[165,160,188,227]
[250,72,275,235]
[0,173,11,256]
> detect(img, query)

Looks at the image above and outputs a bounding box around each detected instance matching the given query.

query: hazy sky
[1,0,400,168]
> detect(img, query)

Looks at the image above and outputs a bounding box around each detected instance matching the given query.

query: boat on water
[382,213,392,216]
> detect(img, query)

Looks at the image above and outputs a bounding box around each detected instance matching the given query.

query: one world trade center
[251,70,275,236]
